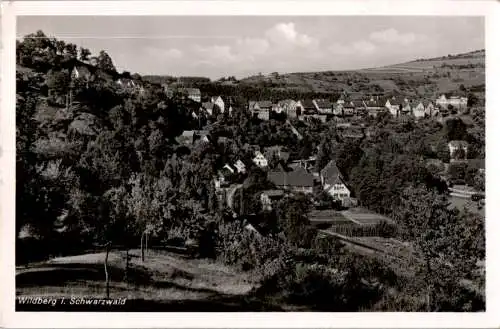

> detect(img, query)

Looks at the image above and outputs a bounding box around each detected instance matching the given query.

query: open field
[342,208,395,225]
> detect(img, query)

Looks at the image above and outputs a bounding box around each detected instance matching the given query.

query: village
[14,26,486,312]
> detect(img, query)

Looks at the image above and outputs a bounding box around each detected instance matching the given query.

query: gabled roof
[351,100,365,107]
[268,167,315,188]
[201,102,215,110]
[448,140,469,147]
[185,88,201,95]
[314,99,332,109]
[301,99,316,109]
[320,160,339,179]
[72,64,92,77]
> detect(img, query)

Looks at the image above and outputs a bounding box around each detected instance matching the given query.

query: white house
[320,160,351,205]
[234,160,246,174]
[436,94,468,110]
[278,99,298,117]
[252,151,268,168]
[211,96,225,113]
[385,96,409,117]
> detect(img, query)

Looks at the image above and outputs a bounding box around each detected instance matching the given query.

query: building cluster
[212,142,355,213]
[247,93,469,122]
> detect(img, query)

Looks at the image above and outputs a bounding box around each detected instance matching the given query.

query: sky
[17,16,484,80]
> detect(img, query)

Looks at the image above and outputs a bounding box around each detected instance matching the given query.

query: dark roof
[320,160,344,185]
[301,99,316,109]
[268,167,314,188]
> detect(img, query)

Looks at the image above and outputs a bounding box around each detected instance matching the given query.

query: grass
[448,196,485,217]
[16,249,261,311]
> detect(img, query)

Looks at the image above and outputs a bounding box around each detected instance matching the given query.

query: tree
[436,140,451,163]
[79,47,91,62]
[55,40,66,55]
[395,186,484,311]
[445,118,467,142]
[46,69,70,96]
[276,195,314,248]
[64,43,78,59]
[97,50,116,72]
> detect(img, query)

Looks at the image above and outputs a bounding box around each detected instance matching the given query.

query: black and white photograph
[1,0,498,327]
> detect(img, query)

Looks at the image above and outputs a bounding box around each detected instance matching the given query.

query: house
[385,96,409,117]
[117,78,144,94]
[71,65,92,82]
[267,167,315,194]
[260,190,285,211]
[333,103,343,116]
[320,160,351,205]
[448,140,469,160]
[411,101,425,119]
[177,130,211,146]
[211,96,225,113]
[252,151,269,168]
[184,88,201,102]
[279,99,298,117]
[424,100,438,117]
[234,159,247,174]
[297,100,317,115]
[351,99,366,115]
[342,102,355,116]
[436,94,468,110]
[201,102,215,116]
[313,99,333,114]
[176,130,195,146]
[249,100,272,120]
[364,97,386,117]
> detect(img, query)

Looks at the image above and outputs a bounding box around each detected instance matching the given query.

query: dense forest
[16,30,485,311]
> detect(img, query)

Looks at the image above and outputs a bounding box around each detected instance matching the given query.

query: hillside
[238,49,485,98]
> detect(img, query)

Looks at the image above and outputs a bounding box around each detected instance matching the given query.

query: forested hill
[16,30,214,253]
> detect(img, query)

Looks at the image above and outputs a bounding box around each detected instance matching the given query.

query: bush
[215,221,285,271]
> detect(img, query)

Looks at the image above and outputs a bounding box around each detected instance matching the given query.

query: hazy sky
[17,16,484,79]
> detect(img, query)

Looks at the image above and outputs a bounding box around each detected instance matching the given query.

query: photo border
[1,1,499,328]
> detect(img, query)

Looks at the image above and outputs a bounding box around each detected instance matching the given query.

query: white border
[1,1,499,328]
